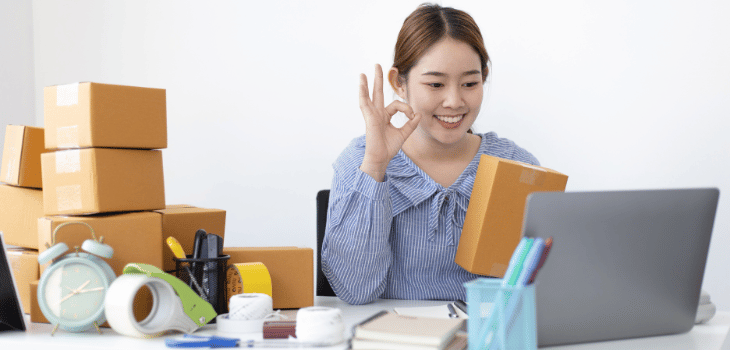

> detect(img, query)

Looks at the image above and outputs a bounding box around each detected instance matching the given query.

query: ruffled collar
[385,135,487,245]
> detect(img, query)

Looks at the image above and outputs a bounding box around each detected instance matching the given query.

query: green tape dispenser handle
[122,263,217,327]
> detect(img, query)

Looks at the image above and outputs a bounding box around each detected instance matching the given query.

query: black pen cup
[172,254,230,317]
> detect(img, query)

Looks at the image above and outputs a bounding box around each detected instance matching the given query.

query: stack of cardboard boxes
[0,125,47,313]
[1,82,313,325]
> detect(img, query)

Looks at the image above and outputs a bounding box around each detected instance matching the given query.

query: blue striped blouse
[321,132,540,305]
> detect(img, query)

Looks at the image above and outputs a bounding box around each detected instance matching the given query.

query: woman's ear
[388,67,407,100]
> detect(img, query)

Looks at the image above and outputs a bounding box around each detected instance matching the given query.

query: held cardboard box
[41,148,165,215]
[0,184,44,248]
[1,125,47,188]
[455,155,568,277]
[37,212,164,277]
[29,280,154,326]
[43,82,167,150]
[223,247,313,309]
[153,206,226,272]
[6,248,39,313]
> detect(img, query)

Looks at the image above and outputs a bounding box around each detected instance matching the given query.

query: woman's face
[394,37,484,146]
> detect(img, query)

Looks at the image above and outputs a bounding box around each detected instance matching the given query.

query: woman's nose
[442,86,465,109]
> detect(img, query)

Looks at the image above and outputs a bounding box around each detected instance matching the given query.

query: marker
[166,236,187,260]
[166,236,207,297]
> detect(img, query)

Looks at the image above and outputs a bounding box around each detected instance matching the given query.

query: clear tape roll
[295,306,345,345]
[105,275,199,338]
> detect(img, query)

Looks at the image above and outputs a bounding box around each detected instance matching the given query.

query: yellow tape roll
[226,262,273,300]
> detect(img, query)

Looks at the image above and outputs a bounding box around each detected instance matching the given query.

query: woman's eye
[463,82,479,87]
[428,83,443,88]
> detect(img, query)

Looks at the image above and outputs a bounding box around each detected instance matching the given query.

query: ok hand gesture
[359,64,422,182]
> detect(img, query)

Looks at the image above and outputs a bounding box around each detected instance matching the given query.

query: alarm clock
[37,222,116,335]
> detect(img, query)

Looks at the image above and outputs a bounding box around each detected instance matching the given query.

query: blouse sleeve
[321,137,394,305]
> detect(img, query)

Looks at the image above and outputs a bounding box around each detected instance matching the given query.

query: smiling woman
[321,3,540,305]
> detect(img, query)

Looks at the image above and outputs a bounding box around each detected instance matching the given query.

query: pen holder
[465,278,537,350]
[173,254,230,317]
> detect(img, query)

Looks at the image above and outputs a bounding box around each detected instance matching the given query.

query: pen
[447,303,458,318]
[527,236,553,284]
[191,229,207,288]
[351,310,388,334]
[454,300,467,314]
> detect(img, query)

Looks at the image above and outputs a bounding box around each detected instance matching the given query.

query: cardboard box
[455,155,568,277]
[0,184,44,248]
[43,82,167,150]
[6,248,39,313]
[37,212,164,276]
[1,125,47,188]
[29,280,47,323]
[41,148,165,215]
[223,247,313,309]
[154,206,226,272]
[29,280,153,326]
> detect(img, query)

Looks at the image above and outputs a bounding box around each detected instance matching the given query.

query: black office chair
[316,189,336,296]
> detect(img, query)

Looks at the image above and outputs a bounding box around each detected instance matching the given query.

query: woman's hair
[392,3,490,84]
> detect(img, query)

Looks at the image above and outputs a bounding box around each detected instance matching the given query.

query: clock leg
[94,321,102,334]
[51,323,59,336]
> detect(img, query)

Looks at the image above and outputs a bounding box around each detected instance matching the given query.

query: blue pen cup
[465,278,537,350]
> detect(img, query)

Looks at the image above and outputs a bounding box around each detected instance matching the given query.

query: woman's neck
[402,129,480,163]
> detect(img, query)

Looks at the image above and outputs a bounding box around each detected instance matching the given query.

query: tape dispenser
[105,263,217,338]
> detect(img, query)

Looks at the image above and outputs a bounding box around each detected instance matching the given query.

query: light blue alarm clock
[37,222,116,335]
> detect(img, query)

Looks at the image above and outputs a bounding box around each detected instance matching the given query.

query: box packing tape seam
[55,150,81,174]
[57,126,80,148]
[3,146,17,182]
[56,82,79,106]
[56,185,82,211]
[519,167,547,186]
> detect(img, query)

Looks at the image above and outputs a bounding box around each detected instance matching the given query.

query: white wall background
[0,1,35,155]
[27,1,729,310]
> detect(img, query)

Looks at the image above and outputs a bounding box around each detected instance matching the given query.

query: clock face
[41,259,107,324]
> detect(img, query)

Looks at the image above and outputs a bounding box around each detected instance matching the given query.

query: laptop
[522,188,719,347]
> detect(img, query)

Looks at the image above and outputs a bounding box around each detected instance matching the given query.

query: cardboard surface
[0,184,44,248]
[43,82,167,150]
[41,148,165,215]
[6,248,39,314]
[1,125,47,188]
[223,247,314,309]
[153,206,226,272]
[37,212,164,277]
[455,155,568,277]
[29,280,47,323]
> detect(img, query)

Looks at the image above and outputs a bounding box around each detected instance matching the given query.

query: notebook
[352,331,468,350]
[353,312,463,349]
[522,188,719,346]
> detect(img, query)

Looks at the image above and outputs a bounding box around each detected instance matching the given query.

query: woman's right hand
[358,64,422,182]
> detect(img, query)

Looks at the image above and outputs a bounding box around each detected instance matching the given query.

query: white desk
[1,297,729,350]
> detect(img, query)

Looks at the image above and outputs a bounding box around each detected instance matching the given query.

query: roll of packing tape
[226,263,272,300]
[228,293,273,320]
[218,293,276,334]
[295,307,345,345]
[105,275,200,338]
